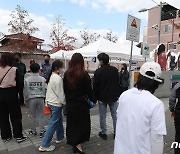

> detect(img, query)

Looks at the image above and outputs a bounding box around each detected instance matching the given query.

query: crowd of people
[0,52,179,154]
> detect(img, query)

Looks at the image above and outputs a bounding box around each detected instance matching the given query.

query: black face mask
[45,60,49,64]
[15,58,20,62]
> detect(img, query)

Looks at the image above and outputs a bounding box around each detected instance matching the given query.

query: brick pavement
[0,98,177,154]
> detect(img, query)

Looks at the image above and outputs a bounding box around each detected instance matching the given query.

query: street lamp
[139,1,162,45]
[138,8,149,13]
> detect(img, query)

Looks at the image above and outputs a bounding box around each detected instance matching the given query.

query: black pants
[174,111,180,154]
[0,87,23,139]
[18,83,24,105]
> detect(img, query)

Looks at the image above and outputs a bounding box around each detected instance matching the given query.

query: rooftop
[0,33,44,43]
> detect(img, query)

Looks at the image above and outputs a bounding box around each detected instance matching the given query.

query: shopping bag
[44,106,51,115]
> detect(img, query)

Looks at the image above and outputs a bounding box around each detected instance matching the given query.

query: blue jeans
[99,101,118,134]
[41,105,64,147]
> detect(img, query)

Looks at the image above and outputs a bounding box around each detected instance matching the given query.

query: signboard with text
[126,15,141,42]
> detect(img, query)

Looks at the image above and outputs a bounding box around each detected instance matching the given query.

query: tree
[0,32,5,38]
[8,5,39,34]
[104,30,118,43]
[49,16,77,52]
[80,28,101,47]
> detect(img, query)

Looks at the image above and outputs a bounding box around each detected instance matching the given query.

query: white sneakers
[56,140,63,144]
[39,145,55,152]
[39,139,64,151]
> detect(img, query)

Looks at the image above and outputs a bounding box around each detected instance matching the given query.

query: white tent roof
[50,50,68,59]
[54,38,153,61]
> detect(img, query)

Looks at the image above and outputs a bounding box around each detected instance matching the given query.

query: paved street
[0,98,176,154]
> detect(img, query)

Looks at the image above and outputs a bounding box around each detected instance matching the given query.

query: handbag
[44,105,51,115]
[0,67,12,85]
[83,96,94,109]
[44,101,51,115]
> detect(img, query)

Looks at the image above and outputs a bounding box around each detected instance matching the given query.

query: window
[169,43,176,50]
[165,25,172,32]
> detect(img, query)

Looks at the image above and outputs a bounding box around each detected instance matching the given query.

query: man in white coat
[114,62,167,154]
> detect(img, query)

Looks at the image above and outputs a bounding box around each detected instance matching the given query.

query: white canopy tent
[64,38,153,62]
[50,50,68,59]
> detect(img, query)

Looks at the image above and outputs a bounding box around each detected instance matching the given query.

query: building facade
[0,33,44,53]
[147,3,180,53]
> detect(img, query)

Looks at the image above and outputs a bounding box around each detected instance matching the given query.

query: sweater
[46,73,65,107]
[0,66,17,88]
[24,73,47,101]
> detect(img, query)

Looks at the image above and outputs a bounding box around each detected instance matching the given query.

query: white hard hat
[140,62,163,83]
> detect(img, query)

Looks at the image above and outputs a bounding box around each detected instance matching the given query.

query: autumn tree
[80,28,101,47]
[50,16,77,52]
[8,5,39,34]
[7,5,40,53]
[104,30,118,43]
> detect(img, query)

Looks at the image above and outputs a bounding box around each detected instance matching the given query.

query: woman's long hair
[66,53,85,90]
[46,60,63,84]
[122,63,128,72]
[0,53,14,68]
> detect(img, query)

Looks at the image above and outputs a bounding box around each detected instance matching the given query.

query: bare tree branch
[8,5,39,34]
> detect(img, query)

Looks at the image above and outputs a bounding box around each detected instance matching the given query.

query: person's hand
[170,112,175,119]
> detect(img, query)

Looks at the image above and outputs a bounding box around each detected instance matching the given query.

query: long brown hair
[0,53,14,68]
[66,53,85,89]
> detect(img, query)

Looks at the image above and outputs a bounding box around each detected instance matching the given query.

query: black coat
[93,64,121,103]
[119,70,129,88]
[63,72,96,146]
[15,62,26,85]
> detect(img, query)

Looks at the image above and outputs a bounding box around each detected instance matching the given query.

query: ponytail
[46,69,53,84]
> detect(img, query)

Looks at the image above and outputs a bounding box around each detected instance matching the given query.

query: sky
[0,0,179,54]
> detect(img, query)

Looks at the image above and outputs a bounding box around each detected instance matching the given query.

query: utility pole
[158,1,162,45]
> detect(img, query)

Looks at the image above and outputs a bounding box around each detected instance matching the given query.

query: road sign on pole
[85,57,96,63]
[126,15,141,73]
[126,15,141,42]
[143,43,150,58]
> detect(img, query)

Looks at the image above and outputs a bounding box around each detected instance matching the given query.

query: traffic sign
[85,57,96,63]
[126,15,141,42]
[143,43,150,58]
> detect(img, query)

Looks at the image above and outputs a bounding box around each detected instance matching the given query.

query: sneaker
[29,130,37,136]
[56,139,63,144]
[39,145,55,152]
[99,132,107,140]
[16,136,27,143]
[40,130,46,138]
[3,138,12,143]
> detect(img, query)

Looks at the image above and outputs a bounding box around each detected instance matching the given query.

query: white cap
[140,62,163,83]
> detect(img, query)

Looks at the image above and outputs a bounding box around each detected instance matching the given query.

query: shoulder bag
[0,67,12,85]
